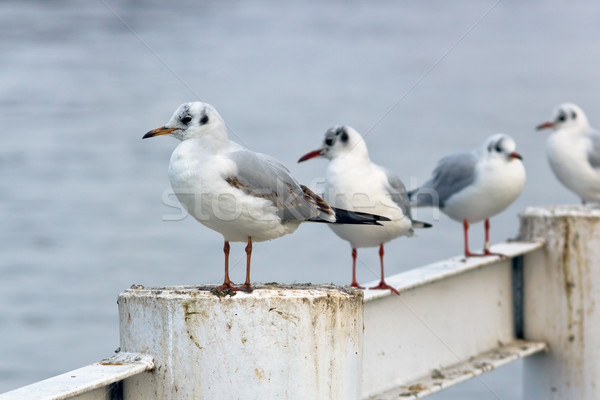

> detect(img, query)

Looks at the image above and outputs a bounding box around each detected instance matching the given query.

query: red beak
[509,152,523,160]
[536,121,554,131]
[298,149,324,163]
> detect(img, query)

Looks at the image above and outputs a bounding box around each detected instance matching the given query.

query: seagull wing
[410,151,478,208]
[225,150,335,223]
[586,129,600,169]
[382,168,411,219]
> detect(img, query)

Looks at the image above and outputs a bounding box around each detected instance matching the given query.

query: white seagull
[298,126,431,295]
[143,102,388,292]
[536,103,600,204]
[409,134,525,258]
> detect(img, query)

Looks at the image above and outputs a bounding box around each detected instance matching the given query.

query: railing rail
[361,240,546,398]
[0,353,153,400]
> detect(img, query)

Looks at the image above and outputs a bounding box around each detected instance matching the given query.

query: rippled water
[2,0,600,397]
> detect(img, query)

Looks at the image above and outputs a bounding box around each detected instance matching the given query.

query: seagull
[536,103,600,204]
[408,134,525,258]
[143,102,389,292]
[298,126,431,295]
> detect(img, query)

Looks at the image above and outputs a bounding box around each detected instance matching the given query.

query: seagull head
[298,125,368,163]
[484,133,523,161]
[536,103,590,132]
[143,102,226,141]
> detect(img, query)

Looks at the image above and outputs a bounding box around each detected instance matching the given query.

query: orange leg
[463,219,485,257]
[369,244,399,295]
[482,219,506,258]
[463,219,505,258]
[350,248,365,289]
[216,240,234,290]
[235,237,254,292]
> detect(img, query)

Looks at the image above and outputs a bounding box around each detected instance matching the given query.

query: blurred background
[1,0,599,398]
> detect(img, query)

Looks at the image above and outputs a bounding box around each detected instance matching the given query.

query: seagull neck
[188,132,230,153]
[574,123,592,134]
[336,150,370,165]
[577,115,591,130]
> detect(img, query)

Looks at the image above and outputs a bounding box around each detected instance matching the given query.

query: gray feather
[411,152,477,208]
[225,150,334,222]
[385,169,432,228]
[587,129,600,168]
[383,169,412,219]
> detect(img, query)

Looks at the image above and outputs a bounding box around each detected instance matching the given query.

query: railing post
[519,206,600,399]
[117,285,363,399]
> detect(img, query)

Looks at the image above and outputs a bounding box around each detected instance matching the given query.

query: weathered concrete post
[118,285,363,400]
[520,206,600,399]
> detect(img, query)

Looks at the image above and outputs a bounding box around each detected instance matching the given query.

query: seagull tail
[330,207,391,226]
[299,184,390,225]
[411,219,433,229]
[299,184,337,223]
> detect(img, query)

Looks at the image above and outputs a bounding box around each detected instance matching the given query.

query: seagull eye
[181,116,192,124]
[325,138,334,146]
[200,115,209,125]
[495,144,502,152]
[557,113,566,122]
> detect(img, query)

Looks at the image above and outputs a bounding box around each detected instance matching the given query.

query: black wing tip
[332,207,390,225]
[412,219,433,229]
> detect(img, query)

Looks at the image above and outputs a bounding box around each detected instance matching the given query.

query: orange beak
[143,126,177,139]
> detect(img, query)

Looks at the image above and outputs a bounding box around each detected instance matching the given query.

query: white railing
[0,353,153,400]
[2,205,599,400]
[361,240,546,399]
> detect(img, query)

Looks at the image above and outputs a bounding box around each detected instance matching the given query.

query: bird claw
[464,251,486,258]
[484,250,508,259]
[350,281,365,290]
[369,281,399,295]
[215,282,234,291]
[464,251,507,259]
[234,284,254,293]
